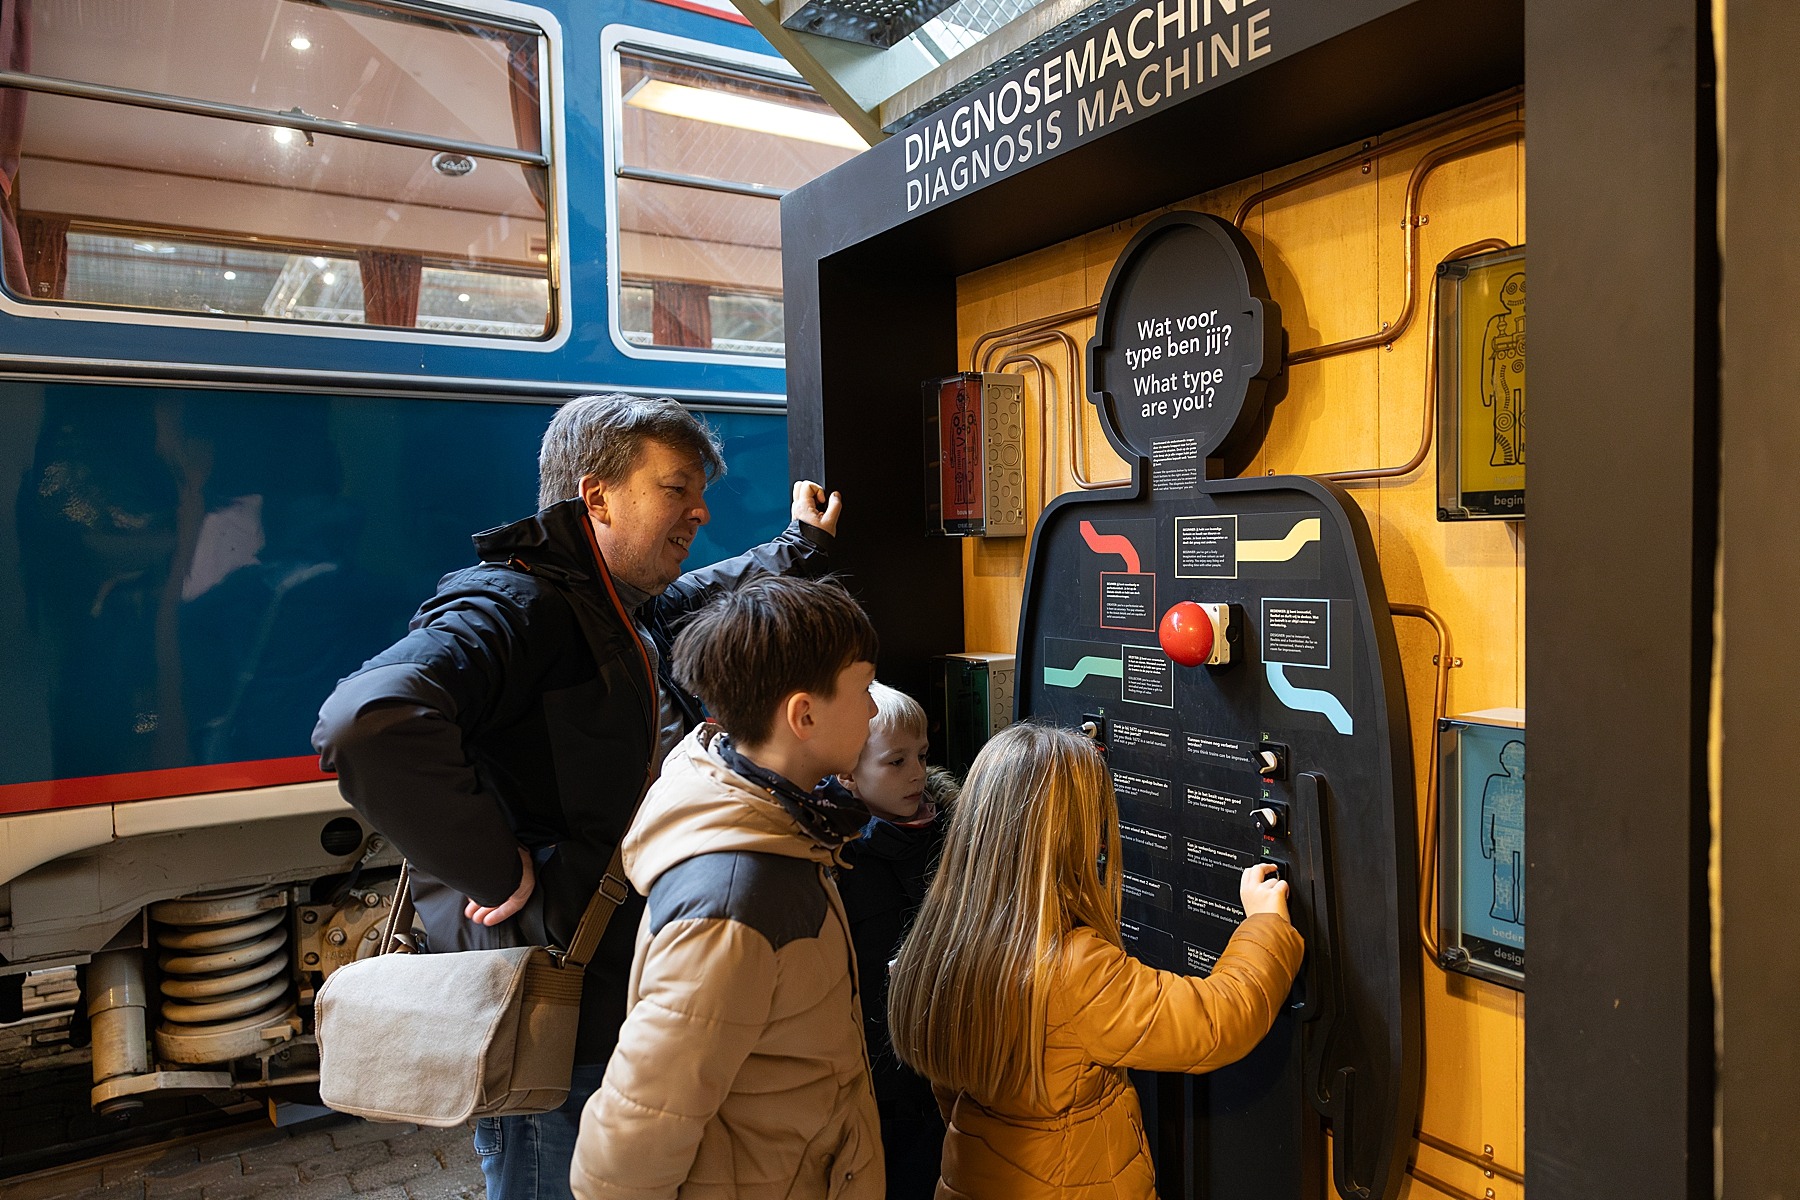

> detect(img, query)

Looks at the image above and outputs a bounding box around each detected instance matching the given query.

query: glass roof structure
[730,0,1135,138]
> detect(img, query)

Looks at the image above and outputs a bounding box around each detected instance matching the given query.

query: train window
[1,0,555,338]
[611,46,862,357]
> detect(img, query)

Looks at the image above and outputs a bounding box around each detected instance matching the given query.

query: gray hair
[537,394,726,510]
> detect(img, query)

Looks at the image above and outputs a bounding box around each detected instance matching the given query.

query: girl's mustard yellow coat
[933,914,1304,1199]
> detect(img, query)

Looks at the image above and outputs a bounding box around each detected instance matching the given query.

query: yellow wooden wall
[954,100,1526,1200]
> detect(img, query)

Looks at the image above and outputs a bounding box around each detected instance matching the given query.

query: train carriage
[0,0,860,1113]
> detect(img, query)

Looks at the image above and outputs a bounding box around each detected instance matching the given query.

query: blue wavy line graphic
[1265,662,1354,735]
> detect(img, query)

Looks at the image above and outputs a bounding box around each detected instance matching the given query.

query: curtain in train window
[614,50,862,355]
[2,0,554,337]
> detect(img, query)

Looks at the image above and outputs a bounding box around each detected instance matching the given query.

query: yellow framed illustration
[1436,247,1525,520]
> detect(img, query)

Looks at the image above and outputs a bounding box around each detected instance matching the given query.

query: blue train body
[0,0,805,807]
[0,0,851,1107]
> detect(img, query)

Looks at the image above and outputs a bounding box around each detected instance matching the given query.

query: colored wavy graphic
[1044,655,1125,689]
[1080,521,1142,574]
[1265,662,1354,735]
[1239,517,1322,563]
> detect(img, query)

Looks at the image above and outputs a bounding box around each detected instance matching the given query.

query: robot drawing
[1481,272,1526,468]
[1480,739,1525,924]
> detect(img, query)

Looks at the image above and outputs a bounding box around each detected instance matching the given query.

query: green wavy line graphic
[1044,656,1124,689]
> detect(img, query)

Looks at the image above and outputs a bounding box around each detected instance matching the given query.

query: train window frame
[600,25,855,369]
[0,0,572,354]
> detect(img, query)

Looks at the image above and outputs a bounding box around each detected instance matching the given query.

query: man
[313,394,843,1200]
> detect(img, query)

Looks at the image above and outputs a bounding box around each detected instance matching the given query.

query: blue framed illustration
[1438,710,1526,989]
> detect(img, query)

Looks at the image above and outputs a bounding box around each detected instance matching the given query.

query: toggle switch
[1252,805,1286,839]
[1256,740,1289,779]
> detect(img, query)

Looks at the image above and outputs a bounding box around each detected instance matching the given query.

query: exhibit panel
[954,107,1525,1200]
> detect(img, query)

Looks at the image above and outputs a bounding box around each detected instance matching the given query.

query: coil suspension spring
[147,888,296,1064]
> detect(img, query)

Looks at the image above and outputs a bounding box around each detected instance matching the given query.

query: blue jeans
[475,1063,610,1200]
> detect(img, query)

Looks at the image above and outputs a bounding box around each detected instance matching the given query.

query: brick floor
[0,1115,486,1200]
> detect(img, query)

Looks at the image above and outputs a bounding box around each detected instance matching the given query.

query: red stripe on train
[0,757,335,816]
[645,0,753,24]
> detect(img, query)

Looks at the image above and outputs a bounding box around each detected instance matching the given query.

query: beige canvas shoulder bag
[315,847,631,1126]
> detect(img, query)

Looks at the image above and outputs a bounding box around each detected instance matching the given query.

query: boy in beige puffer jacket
[572,575,885,1200]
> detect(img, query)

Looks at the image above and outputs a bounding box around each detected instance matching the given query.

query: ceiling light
[223,270,237,280]
[290,35,312,50]
[322,272,337,285]
[272,127,295,145]
[132,241,156,252]
[457,293,471,303]
[624,80,863,150]
[311,256,328,267]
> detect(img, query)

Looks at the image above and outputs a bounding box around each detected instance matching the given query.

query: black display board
[1014,212,1421,1200]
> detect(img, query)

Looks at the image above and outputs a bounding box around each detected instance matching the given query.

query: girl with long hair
[888,722,1302,1198]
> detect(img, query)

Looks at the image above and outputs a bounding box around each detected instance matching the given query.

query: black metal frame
[782,0,1777,1193]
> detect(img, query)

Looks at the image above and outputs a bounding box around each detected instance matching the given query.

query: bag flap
[317,944,538,1125]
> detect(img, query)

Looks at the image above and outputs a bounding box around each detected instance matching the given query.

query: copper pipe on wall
[1390,602,1453,963]
[1406,1163,1495,1200]
[969,305,1097,375]
[987,331,1075,505]
[1070,400,1132,489]
[995,350,1058,512]
[968,99,1522,489]
[1417,1131,1525,1186]
[1232,89,1522,228]
[980,325,1130,490]
[1321,239,1513,485]
[1279,121,1523,367]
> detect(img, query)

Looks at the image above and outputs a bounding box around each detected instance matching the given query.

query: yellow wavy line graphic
[1237,517,1322,563]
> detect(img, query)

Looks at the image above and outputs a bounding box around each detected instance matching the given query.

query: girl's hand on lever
[1239,862,1291,922]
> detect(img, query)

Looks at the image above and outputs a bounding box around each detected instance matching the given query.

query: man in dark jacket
[312,394,842,1200]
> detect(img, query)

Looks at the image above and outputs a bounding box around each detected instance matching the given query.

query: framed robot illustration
[1437,712,1527,989]
[1013,212,1423,1200]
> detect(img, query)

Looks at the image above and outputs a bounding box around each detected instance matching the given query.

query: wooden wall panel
[954,104,1528,1199]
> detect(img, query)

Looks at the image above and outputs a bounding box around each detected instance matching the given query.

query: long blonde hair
[887,722,1122,1104]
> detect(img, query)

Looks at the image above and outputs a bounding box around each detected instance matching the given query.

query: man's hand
[1239,862,1291,922]
[792,480,843,537]
[465,847,535,927]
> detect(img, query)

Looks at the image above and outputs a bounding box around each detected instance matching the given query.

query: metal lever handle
[1294,772,1379,1200]
[1290,771,1335,1025]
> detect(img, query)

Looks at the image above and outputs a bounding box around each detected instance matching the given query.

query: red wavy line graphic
[1079,521,1142,574]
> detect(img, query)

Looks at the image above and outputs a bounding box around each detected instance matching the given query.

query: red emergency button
[1158,601,1216,667]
